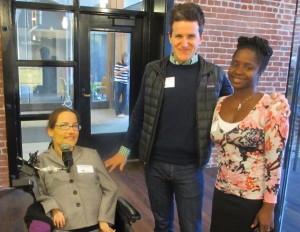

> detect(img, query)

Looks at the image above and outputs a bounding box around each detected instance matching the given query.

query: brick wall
[0,22,9,188]
[0,1,298,184]
[175,0,297,166]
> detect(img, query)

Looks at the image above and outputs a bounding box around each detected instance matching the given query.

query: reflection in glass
[19,67,74,115]
[90,31,131,134]
[280,50,300,231]
[16,9,74,61]
[21,120,49,161]
[80,0,144,11]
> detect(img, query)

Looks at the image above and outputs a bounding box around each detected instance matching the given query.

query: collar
[169,53,198,65]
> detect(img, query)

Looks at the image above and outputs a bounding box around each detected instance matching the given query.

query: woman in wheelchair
[35,107,118,232]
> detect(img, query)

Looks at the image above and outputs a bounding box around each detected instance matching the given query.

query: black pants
[114,82,127,115]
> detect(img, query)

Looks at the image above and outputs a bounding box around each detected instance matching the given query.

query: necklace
[235,95,253,111]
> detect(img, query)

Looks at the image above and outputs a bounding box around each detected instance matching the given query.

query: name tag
[165,77,175,88]
[77,165,94,173]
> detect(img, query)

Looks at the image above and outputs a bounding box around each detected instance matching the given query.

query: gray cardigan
[37,146,118,230]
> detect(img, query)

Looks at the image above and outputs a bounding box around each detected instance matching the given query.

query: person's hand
[251,203,275,232]
[271,92,290,117]
[52,209,65,229]
[104,153,127,173]
[99,221,116,232]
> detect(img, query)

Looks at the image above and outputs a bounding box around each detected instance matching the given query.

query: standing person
[37,108,118,232]
[105,3,289,232]
[210,36,289,232]
[114,52,130,118]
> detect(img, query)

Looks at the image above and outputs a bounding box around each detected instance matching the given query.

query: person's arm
[37,168,66,228]
[251,102,289,231]
[114,65,129,76]
[105,66,148,172]
[36,158,61,214]
[95,150,119,225]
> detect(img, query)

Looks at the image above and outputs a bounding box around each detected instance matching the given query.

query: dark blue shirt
[150,61,199,165]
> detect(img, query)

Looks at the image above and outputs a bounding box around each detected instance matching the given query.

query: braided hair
[233,36,273,75]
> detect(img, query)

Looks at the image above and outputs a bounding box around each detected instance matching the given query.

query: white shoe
[117,114,125,118]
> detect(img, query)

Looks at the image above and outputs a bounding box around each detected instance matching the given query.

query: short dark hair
[169,3,205,35]
[233,36,273,76]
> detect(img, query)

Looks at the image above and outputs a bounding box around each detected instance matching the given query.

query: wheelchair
[12,151,141,232]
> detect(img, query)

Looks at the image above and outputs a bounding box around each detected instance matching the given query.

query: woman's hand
[251,203,275,232]
[52,208,65,229]
[99,221,115,232]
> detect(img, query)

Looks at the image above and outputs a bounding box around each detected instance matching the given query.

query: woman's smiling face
[228,48,260,91]
[47,111,79,151]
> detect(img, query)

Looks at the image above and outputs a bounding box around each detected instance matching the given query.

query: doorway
[2,0,169,179]
[77,13,144,156]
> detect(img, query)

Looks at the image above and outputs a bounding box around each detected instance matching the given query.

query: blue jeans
[144,161,204,232]
[114,82,127,115]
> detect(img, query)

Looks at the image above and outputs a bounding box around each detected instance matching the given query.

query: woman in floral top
[210,36,289,232]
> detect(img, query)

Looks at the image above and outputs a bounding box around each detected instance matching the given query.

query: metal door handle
[82,93,91,97]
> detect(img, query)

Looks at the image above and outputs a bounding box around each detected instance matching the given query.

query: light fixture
[99,0,108,8]
[62,16,68,29]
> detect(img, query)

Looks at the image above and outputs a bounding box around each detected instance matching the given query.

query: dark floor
[1,159,299,232]
[105,161,217,232]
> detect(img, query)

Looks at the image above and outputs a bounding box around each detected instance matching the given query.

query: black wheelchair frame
[12,152,141,232]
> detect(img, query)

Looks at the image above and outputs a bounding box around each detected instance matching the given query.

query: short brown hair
[47,107,80,129]
[169,3,205,35]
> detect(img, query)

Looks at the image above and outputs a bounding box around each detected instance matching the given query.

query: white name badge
[165,77,175,88]
[77,165,94,173]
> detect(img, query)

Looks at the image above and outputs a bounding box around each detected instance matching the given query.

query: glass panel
[21,120,49,161]
[80,0,144,11]
[90,31,130,134]
[16,9,74,61]
[280,48,300,231]
[16,0,72,5]
[19,67,74,115]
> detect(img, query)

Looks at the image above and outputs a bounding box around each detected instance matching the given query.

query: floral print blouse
[210,94,289,203]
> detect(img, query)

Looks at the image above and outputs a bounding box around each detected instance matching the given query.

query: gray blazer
[37,146,118,230]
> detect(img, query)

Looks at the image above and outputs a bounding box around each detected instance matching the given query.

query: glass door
[278,46,300,232]
[78,13,144,158]
[89,31,131,134]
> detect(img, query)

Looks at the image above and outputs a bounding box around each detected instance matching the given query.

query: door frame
[77,13,145,157]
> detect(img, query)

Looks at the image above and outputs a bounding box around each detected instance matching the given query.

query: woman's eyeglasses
[54,123,81,131]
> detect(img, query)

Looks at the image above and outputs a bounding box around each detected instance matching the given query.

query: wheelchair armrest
[116,197,141,223]
[12,178,36,202]
[12,178,34,192]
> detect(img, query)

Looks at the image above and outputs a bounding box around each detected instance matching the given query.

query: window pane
[16,0,72,5]
[21,120,49,161]
[16,9,74,61]
[19,67,74,115]
[80,0,144,11]
[90,31,130,134]
[280,50,300,231]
